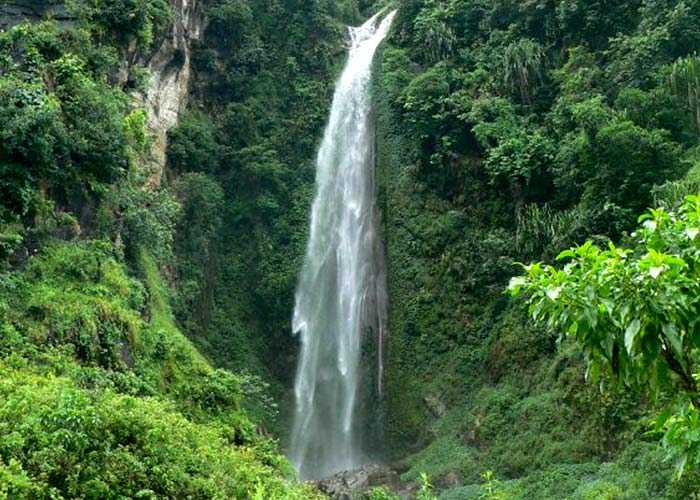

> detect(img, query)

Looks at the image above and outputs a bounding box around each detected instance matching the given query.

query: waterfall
[290,10,396,480]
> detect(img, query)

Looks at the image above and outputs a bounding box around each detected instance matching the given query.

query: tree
[502,39,544,104]
[509,195,700,474]
[67,0,172,47]
[412,0,457,64]
[668,54,700,134]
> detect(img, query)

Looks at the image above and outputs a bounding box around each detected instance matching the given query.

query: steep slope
[371,0,700,497]
[0,245,317,497]
[9,0,700,498]
[0,1,319,496]
[165,0,371,432]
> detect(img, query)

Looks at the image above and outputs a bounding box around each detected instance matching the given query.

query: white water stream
[290,10,396,480]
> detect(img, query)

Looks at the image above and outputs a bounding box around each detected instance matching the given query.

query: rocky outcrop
[0,0,203,187]
[0,0,73,30]
[313,464,413,499]
[135,0,204,186]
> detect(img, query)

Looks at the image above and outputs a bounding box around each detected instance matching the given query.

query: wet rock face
[135,0,204,186]
[313,464,407,499]
[0,0,73,30]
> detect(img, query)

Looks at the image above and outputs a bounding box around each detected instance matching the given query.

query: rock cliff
[0,0,203,185]
[135,0,203,186]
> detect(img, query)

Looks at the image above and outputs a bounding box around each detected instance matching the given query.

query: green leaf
[545,285,562,300]
[649,266,665,279]
[556,249,576,260]
[624,318,641,354]
[676,453,688,479]
[507,276,527,294]
[662,323,683,357]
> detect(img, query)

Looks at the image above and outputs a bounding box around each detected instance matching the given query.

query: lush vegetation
[166,0,372,429]
[372,0,700,497]
[5,0,700,498]
[510,195,700,477]
[0,242,316,498]
[0,0,332,496]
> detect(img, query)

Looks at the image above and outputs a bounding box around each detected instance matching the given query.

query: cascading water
[290,10,396,480]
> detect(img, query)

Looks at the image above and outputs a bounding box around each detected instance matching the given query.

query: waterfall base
[312,464,406,499]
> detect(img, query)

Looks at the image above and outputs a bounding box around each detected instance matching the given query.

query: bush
[67,0,172,48]
[1,241,144,368]
[0,362,318,499]
[167,112,223,175]
[0,21,138,227]
[510,195,700,475]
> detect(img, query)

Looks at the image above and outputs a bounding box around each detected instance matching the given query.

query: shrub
[0,363,318,499]
[510,195,700,475]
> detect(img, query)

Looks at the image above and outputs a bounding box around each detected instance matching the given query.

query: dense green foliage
[0,364,314,498]
[510,195,700,476]
[166,0,371,426]
[0,21,126,228]
[0,1,324,496]
[6,0,700,497]
[0,241,315,497]
[371,0,700,497]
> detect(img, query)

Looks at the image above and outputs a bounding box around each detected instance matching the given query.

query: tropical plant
[479,470,510,500]
[509,195,700,475]
[413,0,457,63]
[668,54,700,134]
[417,472,438,500]
[502,39,545,104]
